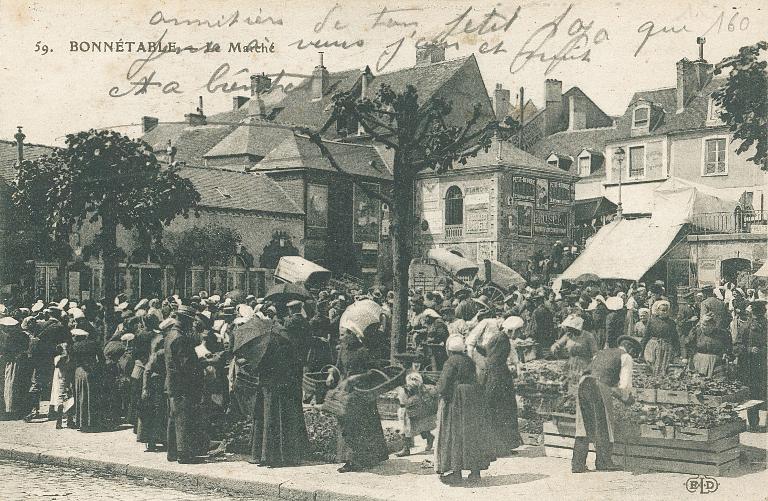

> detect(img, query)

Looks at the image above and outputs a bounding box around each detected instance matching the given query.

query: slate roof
[611,77,726,140]
[203,118,294,160]
[270,56,484,132]
[574,196,617,222]
[0,140,56,185]
[256,137,392,180]
[528,126,620,176]
[178,165,302,215]
[458,138,575,177]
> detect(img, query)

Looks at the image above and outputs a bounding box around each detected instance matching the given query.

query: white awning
[561,218,684,282]
[755,262,768,278]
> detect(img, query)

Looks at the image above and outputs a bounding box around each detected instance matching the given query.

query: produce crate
[377,395,400,420]
[639,424,675,439]
[654,389,695,405]
[674,420,746,442]
[697,388,750,406]
[619,432,742,476]
[542,413,625,462]
[634,388,656,403]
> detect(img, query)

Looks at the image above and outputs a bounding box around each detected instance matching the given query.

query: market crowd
[0,276,765,481]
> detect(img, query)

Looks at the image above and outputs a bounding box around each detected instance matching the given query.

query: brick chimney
[415,43,446,66]
[543,79,563,135]
[14,126,25,166]
[232,96,249,110]
[568,94,586,130]
[358,68,372,135]
[185,96,207,125]
[311,52,329,101]
[142,116,159,133]
[250,73,272,96]
[494,83,510,122]
[676,39,714,113]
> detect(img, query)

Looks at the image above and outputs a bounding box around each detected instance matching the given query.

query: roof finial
[14,126,25,164]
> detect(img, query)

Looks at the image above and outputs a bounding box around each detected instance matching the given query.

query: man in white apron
[572,346,633,473]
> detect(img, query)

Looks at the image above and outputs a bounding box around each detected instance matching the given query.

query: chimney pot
[493,84,510,122]
[250,73,272,96]
[543,79,564,135]
[415,43,446,66]
[141,116,159,133]
[311,54,330,101]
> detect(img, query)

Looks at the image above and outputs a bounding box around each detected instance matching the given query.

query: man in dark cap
[165,305,205,463]
[700,285,729,330]
[453,289,477,322]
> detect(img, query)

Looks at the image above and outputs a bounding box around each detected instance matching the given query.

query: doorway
[720,258,751,284]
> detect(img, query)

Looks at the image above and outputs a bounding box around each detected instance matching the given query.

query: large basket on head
[302,365,340,395]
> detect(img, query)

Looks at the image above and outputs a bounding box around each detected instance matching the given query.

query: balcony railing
[690,210,766,235]
[445,224,463,239]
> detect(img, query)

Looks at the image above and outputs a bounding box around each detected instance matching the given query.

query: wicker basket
[302,365,339,395]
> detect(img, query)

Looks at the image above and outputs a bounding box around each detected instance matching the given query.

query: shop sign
[534,210,568,237]
[513,176,536,202]
[549,180,571,205]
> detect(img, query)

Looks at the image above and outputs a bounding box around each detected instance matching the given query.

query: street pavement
[0,459,261,500]
[0,417,765,501]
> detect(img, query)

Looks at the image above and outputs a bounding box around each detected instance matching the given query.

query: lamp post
[613,147,626,220]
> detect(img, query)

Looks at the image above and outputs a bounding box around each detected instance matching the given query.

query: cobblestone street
[0,459,267,501]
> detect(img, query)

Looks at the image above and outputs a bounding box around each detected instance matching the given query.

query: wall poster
[307,184,328,228]
[536,178,549,209]
[517,205,533,237]
[464,186,489,234]
[534,210,568,237]
[549,180,571,206]
[513,176,536,202]
[353,183,381,243]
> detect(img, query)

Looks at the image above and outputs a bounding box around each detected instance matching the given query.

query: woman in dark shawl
[103,331,126,427]
[244,317,308,467]
[334,335,389,473]
[71,329,107,432]
[137,343,167,451]
[2,318,31,419]
[435,335,496,484]
[476,328,521,457]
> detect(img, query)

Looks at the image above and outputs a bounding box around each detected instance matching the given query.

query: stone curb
[0,445,386,501]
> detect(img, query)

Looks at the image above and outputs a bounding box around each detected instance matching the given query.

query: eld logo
[685,475,719,494]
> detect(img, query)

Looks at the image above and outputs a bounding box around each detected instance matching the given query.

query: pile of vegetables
[517,360,568,393]
[519,414,544,434]
[552,394,577,414]
[613,399,742,429]
[632,364,747,396]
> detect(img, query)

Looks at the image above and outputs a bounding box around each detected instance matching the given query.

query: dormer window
[632,106,650,128]
[576,149,604,177]
[546,153,573,172]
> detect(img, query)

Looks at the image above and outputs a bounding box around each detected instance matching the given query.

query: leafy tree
[713,41,768,170]
[12,149,75,296]
[14,130,200,325]
[299,82,497,360]
[164,223,242,294]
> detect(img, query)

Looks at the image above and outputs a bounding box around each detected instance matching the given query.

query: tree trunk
[55,229,70,301]
[389,154,414,362]
[101,217,119,334]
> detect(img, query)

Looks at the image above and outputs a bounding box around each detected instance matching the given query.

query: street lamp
[613,147,626,219]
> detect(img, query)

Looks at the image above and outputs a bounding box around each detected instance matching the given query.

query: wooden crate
[654,389,695,405]
[634,388,656,403]
[675,420,745,442]
[697,388,750,406]
[639,424,675,439]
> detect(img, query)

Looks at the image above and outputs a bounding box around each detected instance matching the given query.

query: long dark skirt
[435,384,496,474]
[250,384,308,466]
[485,371,521,456]
[167,395,204,461]
[4,356,31,417]
[336,394,388,468]
[103,362,122,425]
[129,377,142,432]
[137,382,167,445]
[73,366,107,432]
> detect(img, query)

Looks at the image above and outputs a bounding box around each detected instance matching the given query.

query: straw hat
[502,316,524,331]
[605,296,624,311]
[560,314,584,331]
[422,308,441,319]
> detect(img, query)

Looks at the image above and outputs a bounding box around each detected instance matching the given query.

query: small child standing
[50,344,73,429]
[394,372,436,457]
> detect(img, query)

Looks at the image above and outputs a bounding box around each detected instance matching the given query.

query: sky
[0,0,765,146]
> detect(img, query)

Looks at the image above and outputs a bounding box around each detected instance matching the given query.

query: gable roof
[270,56,484,132]
[178,165,302,215]
[255,137,392,180]
[0,140,56,185]
[203,118,293,160]
[528,126,621,176]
